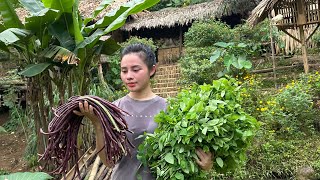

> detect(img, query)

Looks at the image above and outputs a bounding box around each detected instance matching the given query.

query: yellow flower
[271,111,275,114]
[260,107,268,112]
[259,101,263,104]
[256,108,260,111]
[316,71,319,75]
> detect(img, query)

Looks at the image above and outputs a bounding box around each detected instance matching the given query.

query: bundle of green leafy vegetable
[137,78,260,179]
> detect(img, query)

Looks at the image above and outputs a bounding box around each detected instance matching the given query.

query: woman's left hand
[195,148,213,171]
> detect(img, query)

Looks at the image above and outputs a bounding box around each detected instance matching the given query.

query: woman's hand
[195,148,213,171]
[73,101,99,125]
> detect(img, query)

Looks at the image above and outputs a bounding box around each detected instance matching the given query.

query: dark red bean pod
[39,95,133,179]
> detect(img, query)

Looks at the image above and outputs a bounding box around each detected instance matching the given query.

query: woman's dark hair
[120,43,157,78]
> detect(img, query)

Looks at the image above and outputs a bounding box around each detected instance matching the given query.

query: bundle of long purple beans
[39,95,133,179]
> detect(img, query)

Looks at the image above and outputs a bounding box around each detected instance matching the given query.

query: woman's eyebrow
[131,65,141,69]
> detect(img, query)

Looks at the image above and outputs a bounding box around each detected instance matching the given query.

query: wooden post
[179,25,183,57]
[299,25,309,73]
[269,14,277,87]
[296,0,309,73]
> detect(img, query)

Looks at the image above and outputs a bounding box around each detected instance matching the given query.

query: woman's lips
[127,83,136,87]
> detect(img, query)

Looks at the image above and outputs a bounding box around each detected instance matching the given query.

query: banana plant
[0,0,159,94]
[0,0,159,161]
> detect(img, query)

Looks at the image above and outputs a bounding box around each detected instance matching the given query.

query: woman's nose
[126,70,133,80]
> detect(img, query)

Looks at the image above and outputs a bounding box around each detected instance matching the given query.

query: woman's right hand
[73,101,99,125]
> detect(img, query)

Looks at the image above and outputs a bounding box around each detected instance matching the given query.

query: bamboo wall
[276,26,318,54]
[157,46,185,64]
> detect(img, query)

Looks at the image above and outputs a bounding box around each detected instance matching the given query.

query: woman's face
[120,53,154,93]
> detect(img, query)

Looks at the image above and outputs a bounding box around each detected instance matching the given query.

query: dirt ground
[0,111,29,173]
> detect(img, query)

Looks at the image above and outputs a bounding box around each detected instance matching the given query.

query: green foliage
[89,84,127,102]
[105,36,157,89]
[184,20,233,48]
[0,170,9,176]
[207,74,320,179]
[210,42,259,77]
[2,88,28,134]
[24,132,38,168]
[0,172,52,180]
[234,134,320,180]
[148,0,211,11]
[209,133,320,180]
[241,73,319,138]
[233,20,285,53]
[179,46,223,85]
[138,78,260,179]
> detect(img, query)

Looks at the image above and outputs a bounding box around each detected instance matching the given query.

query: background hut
[248,0,320,73]
[120,0,260,64]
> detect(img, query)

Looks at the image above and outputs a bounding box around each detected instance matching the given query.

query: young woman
[74,43,213,179]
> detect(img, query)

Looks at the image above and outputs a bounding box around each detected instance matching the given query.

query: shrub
[233,20,285,48]
[179,46,224,85]
[184,20,233,48]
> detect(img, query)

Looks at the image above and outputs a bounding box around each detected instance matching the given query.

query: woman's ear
[149,64,157,77]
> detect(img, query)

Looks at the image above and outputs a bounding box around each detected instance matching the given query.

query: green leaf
[175,172,184,180]
[19,62,52,77]
[48,14,75,49]
[232,55,252,69]
[72,0,84,45]
[93,0,114,18]
[42,0,75,13]
[77,0,159,53]
[202,127,208,135]
[210,49,221,63]
[19,0,46,15]
[164,153,175,164]
[0,0,23,28]
[84,4,129,34]
[214,42,229,48]
[217,71,225,78]
[223,54,236,71]
[0,126,7,133]
[99,37,121,55]
[237,43,247,48]
[214,126,219,136]
[241,60,252,69]
[0,28,31,45]
[216,157,224,168]
[189,160,195,173]
[26,9,59,40]
[103,0,160,34]
[75,29,104,51]
[208,119,219,126]
[0,172,53,180]
[179,128,187,136]
[221,90,225,97]
[243,130,253,137]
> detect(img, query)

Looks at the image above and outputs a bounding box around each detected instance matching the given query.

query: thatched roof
[121,0,260,31]
[247,0,279,26]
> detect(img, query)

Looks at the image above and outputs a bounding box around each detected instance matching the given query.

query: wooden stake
[179,25,183,57]
[299,25,309,73]
[269,14,277,88]
[88,156,101,180]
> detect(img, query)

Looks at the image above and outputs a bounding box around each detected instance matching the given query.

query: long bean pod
[39,95,133,179]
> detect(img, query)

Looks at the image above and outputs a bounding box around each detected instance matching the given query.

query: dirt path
[0,110,29,173]
[0,132,28,173]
